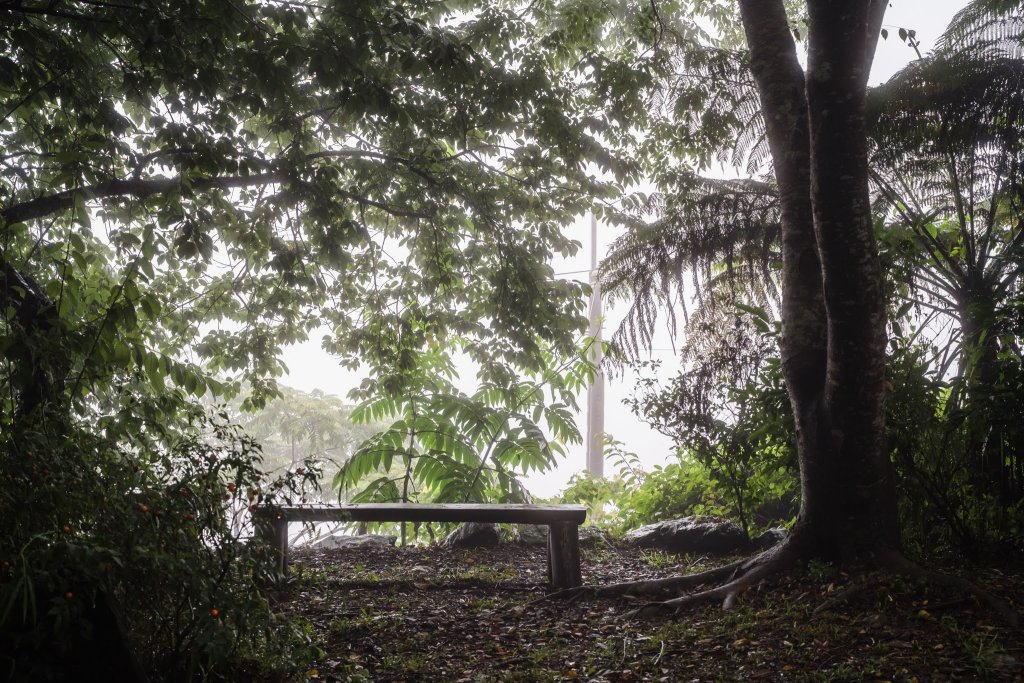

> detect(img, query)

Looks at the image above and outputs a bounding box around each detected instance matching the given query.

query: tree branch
[1,171,435,226]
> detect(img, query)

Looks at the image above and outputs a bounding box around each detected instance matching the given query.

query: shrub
[0,407,321,681]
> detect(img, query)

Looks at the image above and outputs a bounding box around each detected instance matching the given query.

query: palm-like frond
[938,0,1024,58]
[683,262,781,361]
[600,174,780,360]
[867,52,1024,165]
[646,43,770,175]
[867,49,1024,294]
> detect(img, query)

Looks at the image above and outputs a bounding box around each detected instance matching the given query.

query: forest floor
[277,538,1024,682]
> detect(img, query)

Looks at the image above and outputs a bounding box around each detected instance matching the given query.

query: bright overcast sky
[278,0,970,498]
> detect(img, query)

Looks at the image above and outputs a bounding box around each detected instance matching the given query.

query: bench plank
[265,503,587,525]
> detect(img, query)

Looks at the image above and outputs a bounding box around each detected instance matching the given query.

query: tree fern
[938,0,1024,58]
[601,174,780,360]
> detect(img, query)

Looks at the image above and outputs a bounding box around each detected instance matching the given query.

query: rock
[513,524,549,545]
[579,526,612,547]
[750,527,787,551]
[624,516,747,555]
[752,497,799,527]
[443,522,500,549]
[512,524,610,547]
[311,533,396,550]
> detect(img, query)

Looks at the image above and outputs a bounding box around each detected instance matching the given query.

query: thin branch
[2,171,434,226]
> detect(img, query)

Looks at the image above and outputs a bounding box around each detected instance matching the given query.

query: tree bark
[1,253,68,419]
[805,0,899,553]
[739,0,900,561]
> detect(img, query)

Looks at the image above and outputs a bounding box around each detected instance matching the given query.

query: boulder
[579,526,612,547]
[624,516,747,555]
[443,522,500,549]
[512,524,549,545]
[750,527,787,551]
[512,524,610,546]
[311,533,396,550]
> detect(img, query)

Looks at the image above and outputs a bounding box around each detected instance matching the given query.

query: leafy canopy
[1,0,632,422]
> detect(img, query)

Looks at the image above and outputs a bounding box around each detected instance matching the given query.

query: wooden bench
[254,503,587,588]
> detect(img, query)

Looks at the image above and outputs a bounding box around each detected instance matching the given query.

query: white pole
[586,213,605,478]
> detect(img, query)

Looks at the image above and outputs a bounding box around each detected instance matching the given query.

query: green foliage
[623,308,798,538]
[1,0,614,410]
[615,459,716,532]
[334,346,593,532]
[0,409,320,681]
[616,454,793,536]
[1,0,619,671]
[553,435,795,537]
[868,7,1024,555]
[552,470,629,528]
[886,339,1024,558]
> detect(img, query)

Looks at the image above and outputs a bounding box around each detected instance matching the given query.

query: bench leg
[547,523,582,589]
[273,518,289,574]
[255,513,289,576]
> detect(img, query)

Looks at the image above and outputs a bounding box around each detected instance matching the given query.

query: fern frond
[939,0,1023,58]
[600,174,780,361]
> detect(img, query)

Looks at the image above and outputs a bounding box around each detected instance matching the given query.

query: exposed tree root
[623,541,798,618]
[536,556,753,605]
[812,576,874,615]
[874,548,1019,627]
[543,540,1019,626]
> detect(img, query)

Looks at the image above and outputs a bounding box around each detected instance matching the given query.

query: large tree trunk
[739,0,900,562]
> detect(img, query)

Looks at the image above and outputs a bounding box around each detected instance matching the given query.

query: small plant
[951,624,1009,677]
[622,309,799,539]
[551,469,629,529]
[334,345,593,540]
[639,549,679,570]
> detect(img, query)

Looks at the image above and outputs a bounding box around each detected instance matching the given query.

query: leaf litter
[275,541,1023,682]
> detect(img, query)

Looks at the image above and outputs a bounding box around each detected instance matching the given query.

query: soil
[277,539,1024,682]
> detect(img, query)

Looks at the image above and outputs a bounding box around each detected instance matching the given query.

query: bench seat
[254,503,587,588]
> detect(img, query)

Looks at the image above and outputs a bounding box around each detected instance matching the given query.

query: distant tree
[227,385,377,474]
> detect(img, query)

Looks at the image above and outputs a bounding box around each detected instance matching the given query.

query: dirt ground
[277,539,1024,682]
